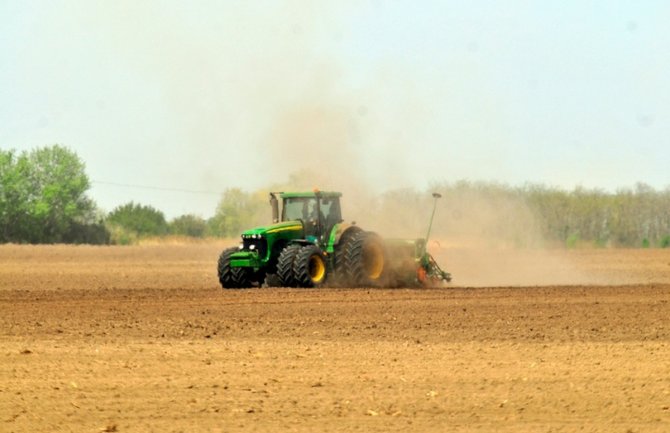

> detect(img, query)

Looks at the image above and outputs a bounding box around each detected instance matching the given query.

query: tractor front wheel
[276,244,302,287]
[217,247,252,289]
[293,245,328,288]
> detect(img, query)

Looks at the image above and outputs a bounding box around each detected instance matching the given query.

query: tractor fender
[326,223,363,253]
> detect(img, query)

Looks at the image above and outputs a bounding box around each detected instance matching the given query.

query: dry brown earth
[1,243,670,432]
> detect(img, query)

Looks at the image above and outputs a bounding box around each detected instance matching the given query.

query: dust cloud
[69,3,601,287]
[254,158,596,286]
[253,88,596,287]
[374,186,598,287]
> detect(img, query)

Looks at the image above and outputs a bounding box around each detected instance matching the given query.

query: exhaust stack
[270,193,279,223]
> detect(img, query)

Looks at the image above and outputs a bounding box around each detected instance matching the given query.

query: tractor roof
[279,191,342,199]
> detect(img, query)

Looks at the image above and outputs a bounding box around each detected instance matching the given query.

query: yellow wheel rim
[363,241,384,279]
[308,255,326,283]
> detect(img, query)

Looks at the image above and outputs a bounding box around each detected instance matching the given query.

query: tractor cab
[275,191,343,240]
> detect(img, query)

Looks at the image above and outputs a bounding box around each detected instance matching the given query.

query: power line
[91,180,222,195]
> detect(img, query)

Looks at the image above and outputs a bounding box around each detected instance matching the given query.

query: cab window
[282,197,316,222]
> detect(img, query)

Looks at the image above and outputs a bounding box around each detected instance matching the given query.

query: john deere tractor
[216,190,451,289]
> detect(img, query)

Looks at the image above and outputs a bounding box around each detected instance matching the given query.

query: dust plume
[356,183,599,287]
[51,3,611,287]
[264,110,373,218]
[433,247,600,287]
[257,88,596,286]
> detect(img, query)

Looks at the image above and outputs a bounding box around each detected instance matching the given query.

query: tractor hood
[241,220,303,238]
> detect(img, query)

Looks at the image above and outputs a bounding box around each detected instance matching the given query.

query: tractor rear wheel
[333,226,362,285]
[217,247,252,289]
[344,231,386,287]
[293,244,327,288]
[276,244,302,287]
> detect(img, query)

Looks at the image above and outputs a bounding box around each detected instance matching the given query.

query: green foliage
[0,150,23,240]
[107,202,168,242]
[208,188,266,237]
[660,236,670,248]
[565,233,580,249]
[169,214,207,237]
[0,145,105,243]
[66,220,111,244]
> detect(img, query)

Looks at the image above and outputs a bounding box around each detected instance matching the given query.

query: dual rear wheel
[275,230,386,289]
[277,244,327,288]
[339,230,386,287]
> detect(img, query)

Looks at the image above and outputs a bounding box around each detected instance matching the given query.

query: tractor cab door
[282,197,322,238]
[319,197,342,236]
[302,199,322,237]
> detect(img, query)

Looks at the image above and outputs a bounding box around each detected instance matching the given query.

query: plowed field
[1,243,669,432]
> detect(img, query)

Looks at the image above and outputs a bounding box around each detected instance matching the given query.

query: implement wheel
[217,247,251,289]
[293,244,328,288]
[344,231,386,287]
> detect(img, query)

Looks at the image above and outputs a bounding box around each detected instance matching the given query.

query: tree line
[1,145,669,247]
[0,145,275,244]
[428,181,670,248]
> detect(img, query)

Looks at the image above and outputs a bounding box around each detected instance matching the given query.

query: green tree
[169,214,207,237]
[107,202,168,242]
[0,145,100,243]
[0,150,25,240]
[208,188,265,237]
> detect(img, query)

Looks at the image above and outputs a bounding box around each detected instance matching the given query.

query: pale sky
[1,1,669,218]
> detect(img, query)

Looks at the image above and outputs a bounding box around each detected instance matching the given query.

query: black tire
[344,231,386,287]
[217,247,252,289]
[233,267,252,288]
[276,244,302,287]
[333,227,363,285]
[293,244,328,288]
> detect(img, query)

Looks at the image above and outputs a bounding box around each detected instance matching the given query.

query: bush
[106,202,167,242]
[169,214,207,237]
[65,220,110,244]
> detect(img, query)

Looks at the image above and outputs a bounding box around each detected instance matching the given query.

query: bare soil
[1,243,670,432]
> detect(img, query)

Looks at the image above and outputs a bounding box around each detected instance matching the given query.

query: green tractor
[216,190,451,289]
